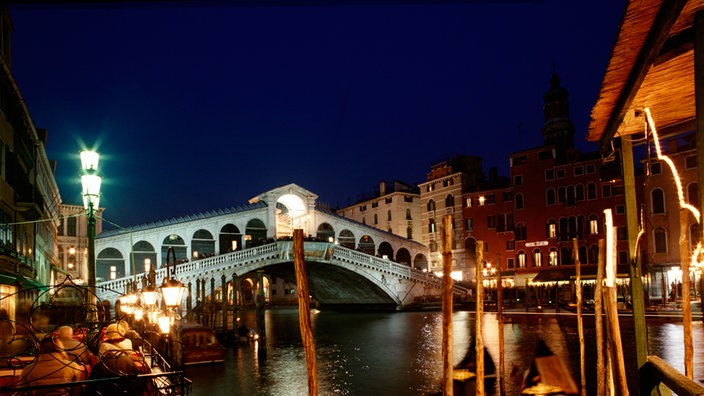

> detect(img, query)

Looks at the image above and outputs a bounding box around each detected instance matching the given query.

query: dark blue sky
[8,1,626,230]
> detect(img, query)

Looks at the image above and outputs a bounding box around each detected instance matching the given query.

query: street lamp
[80,150,101,299]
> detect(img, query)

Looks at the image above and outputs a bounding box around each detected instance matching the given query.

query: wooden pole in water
[680,208,693,379]
[573,238,586,396]
[293,229,317,396]
[441,214,454,396]
[476,240,485,396]
[497,257,505,396]
[595,239,605,396]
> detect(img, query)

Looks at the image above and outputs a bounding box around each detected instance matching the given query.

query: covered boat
[180,325,226,366]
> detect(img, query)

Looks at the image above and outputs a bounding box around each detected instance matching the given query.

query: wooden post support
[476,240,485,396]
[441,215,454,396]
[232,272,238,334]
[497,256,505,396]
[573,238,586,396]
[256,269,267,358]
[221,274,227,330]
[595,239,605,396]
[680,208,693,379]
[293,229,318,396]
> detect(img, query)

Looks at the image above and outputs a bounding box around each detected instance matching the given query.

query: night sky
[8,1,626,230]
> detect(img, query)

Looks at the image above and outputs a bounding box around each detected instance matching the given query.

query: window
[558,187,566,204]
[465,197,472,207]
[533,249,542,267]
[549,249,558,266]
[517,252,526,268]
[514,224,526,241]
[406,209,412,220]
[506,240,515,251]
[404,195,414,203]
[545,169,554,180]
[619,251,629,265]
[429,219,436,234]
[567,186,576,206]
[617,226,627,241]
[651,188,665,214]
[466,218,473,231]
[445,194,454,208]
[546,188,555,205]
[654,228,667,253]
[385,197,392,204]
[586,164,595,174]
[360,205,367,211]
[556,169,565,179]
[576,184,584,201]
[362,217,366,224]
[515,193,524,210]
[589,216,599,235]
[507,258,515,269]
[602,185,612,198]
[503,191,513,202]
[487,215,497,229]
[374,214,378,225]
[514,175,523,186]
[650,161,662,175]
[407,227,413,239]
[485,194,496,204]
[587,182,597,200]
[443,178,454,187]
[612,185,624,196]
[547,221,557,238]
[574,166,583,176]
[372,201,378,208]
[427,200,436,211]
[685,155,697,169]
[589,245,598,264]
[615,205,625,215]
[387,210,392,221]
[67,217,77,237]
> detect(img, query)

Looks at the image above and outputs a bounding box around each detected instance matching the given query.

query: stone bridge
[96,241,469,311]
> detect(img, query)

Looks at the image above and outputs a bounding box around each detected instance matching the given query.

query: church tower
[541,69,575,156]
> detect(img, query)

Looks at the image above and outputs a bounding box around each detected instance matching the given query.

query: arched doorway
[162,234,187,267]
[396,248,411,266]
[316,223,335,242]
[338,229,355,249]
[358,235,375,255]
[378,242,394,260]
[219,224,242,252]
[96,248,124,281]
[245,218,268,247]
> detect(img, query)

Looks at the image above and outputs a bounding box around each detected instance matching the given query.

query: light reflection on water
[185,308,704,396]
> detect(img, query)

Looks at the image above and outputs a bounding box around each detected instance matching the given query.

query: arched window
[517,251,526,268]
[515,193,524,210]
[445,194,455,208]
[546,188,556,205]
[589,245,599,264]
[514,223,526,241]
[651,188,665,214]
[587,182,597,200]
[546,220,557,238]
[427,200,436,211]
[576,184,585,201]
[533,249,542,267]
[549,248,558,266]
[561,247,572,265]
[654,228,667,253]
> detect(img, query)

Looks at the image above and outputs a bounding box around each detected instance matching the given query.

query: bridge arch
[378,241,393,261]
[133,240,156,275]
[162,234,187,267]
[191,229,215,259]
[219,224,242,253]
[358,235,375,255]
[316,222,335,242]
[96,247,124,281]
[413,253,429,271]
[397,248,411,266]
[245,218,267,247]
[338,229,355,248]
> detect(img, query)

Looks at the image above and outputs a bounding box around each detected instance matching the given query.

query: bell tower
[541,67,575,155]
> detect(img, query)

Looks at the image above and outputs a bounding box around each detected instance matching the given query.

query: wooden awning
[587,0,704,149]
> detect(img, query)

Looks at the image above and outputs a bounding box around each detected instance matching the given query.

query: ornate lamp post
[160,247,186,368]
[80,150,101,300]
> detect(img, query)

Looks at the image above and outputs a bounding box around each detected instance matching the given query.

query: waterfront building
[641,132,700,304]
[0,5,61,317]
[461,72,640,297]
[336,180,421,246]
[55,203,104,284]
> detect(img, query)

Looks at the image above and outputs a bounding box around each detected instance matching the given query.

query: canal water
[184,307,704,395]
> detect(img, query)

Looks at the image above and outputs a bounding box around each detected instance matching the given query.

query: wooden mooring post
[476,240,485,396]
[441,214,454,396]
[294,229,318,395]
[574,238,586,396]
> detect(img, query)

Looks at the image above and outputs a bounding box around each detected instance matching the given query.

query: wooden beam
[599,0,689,151]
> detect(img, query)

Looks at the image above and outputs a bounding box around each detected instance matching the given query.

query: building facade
[0,6,61,318]
[336,180,421,244]
[55,204,104,286]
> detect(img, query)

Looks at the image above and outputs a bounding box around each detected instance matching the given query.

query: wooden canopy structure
[587,0,704,146]
[587,0,704,387]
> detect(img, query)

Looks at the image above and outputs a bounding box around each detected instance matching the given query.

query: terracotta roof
[587,0,704,149]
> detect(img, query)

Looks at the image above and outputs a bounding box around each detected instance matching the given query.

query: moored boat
[180,325,226,366]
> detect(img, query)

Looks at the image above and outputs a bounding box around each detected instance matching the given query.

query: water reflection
[185,308,704,396]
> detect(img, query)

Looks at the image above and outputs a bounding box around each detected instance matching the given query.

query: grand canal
[184,307,704,395]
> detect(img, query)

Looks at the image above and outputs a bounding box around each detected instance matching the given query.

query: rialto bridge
[95,184,468,310]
